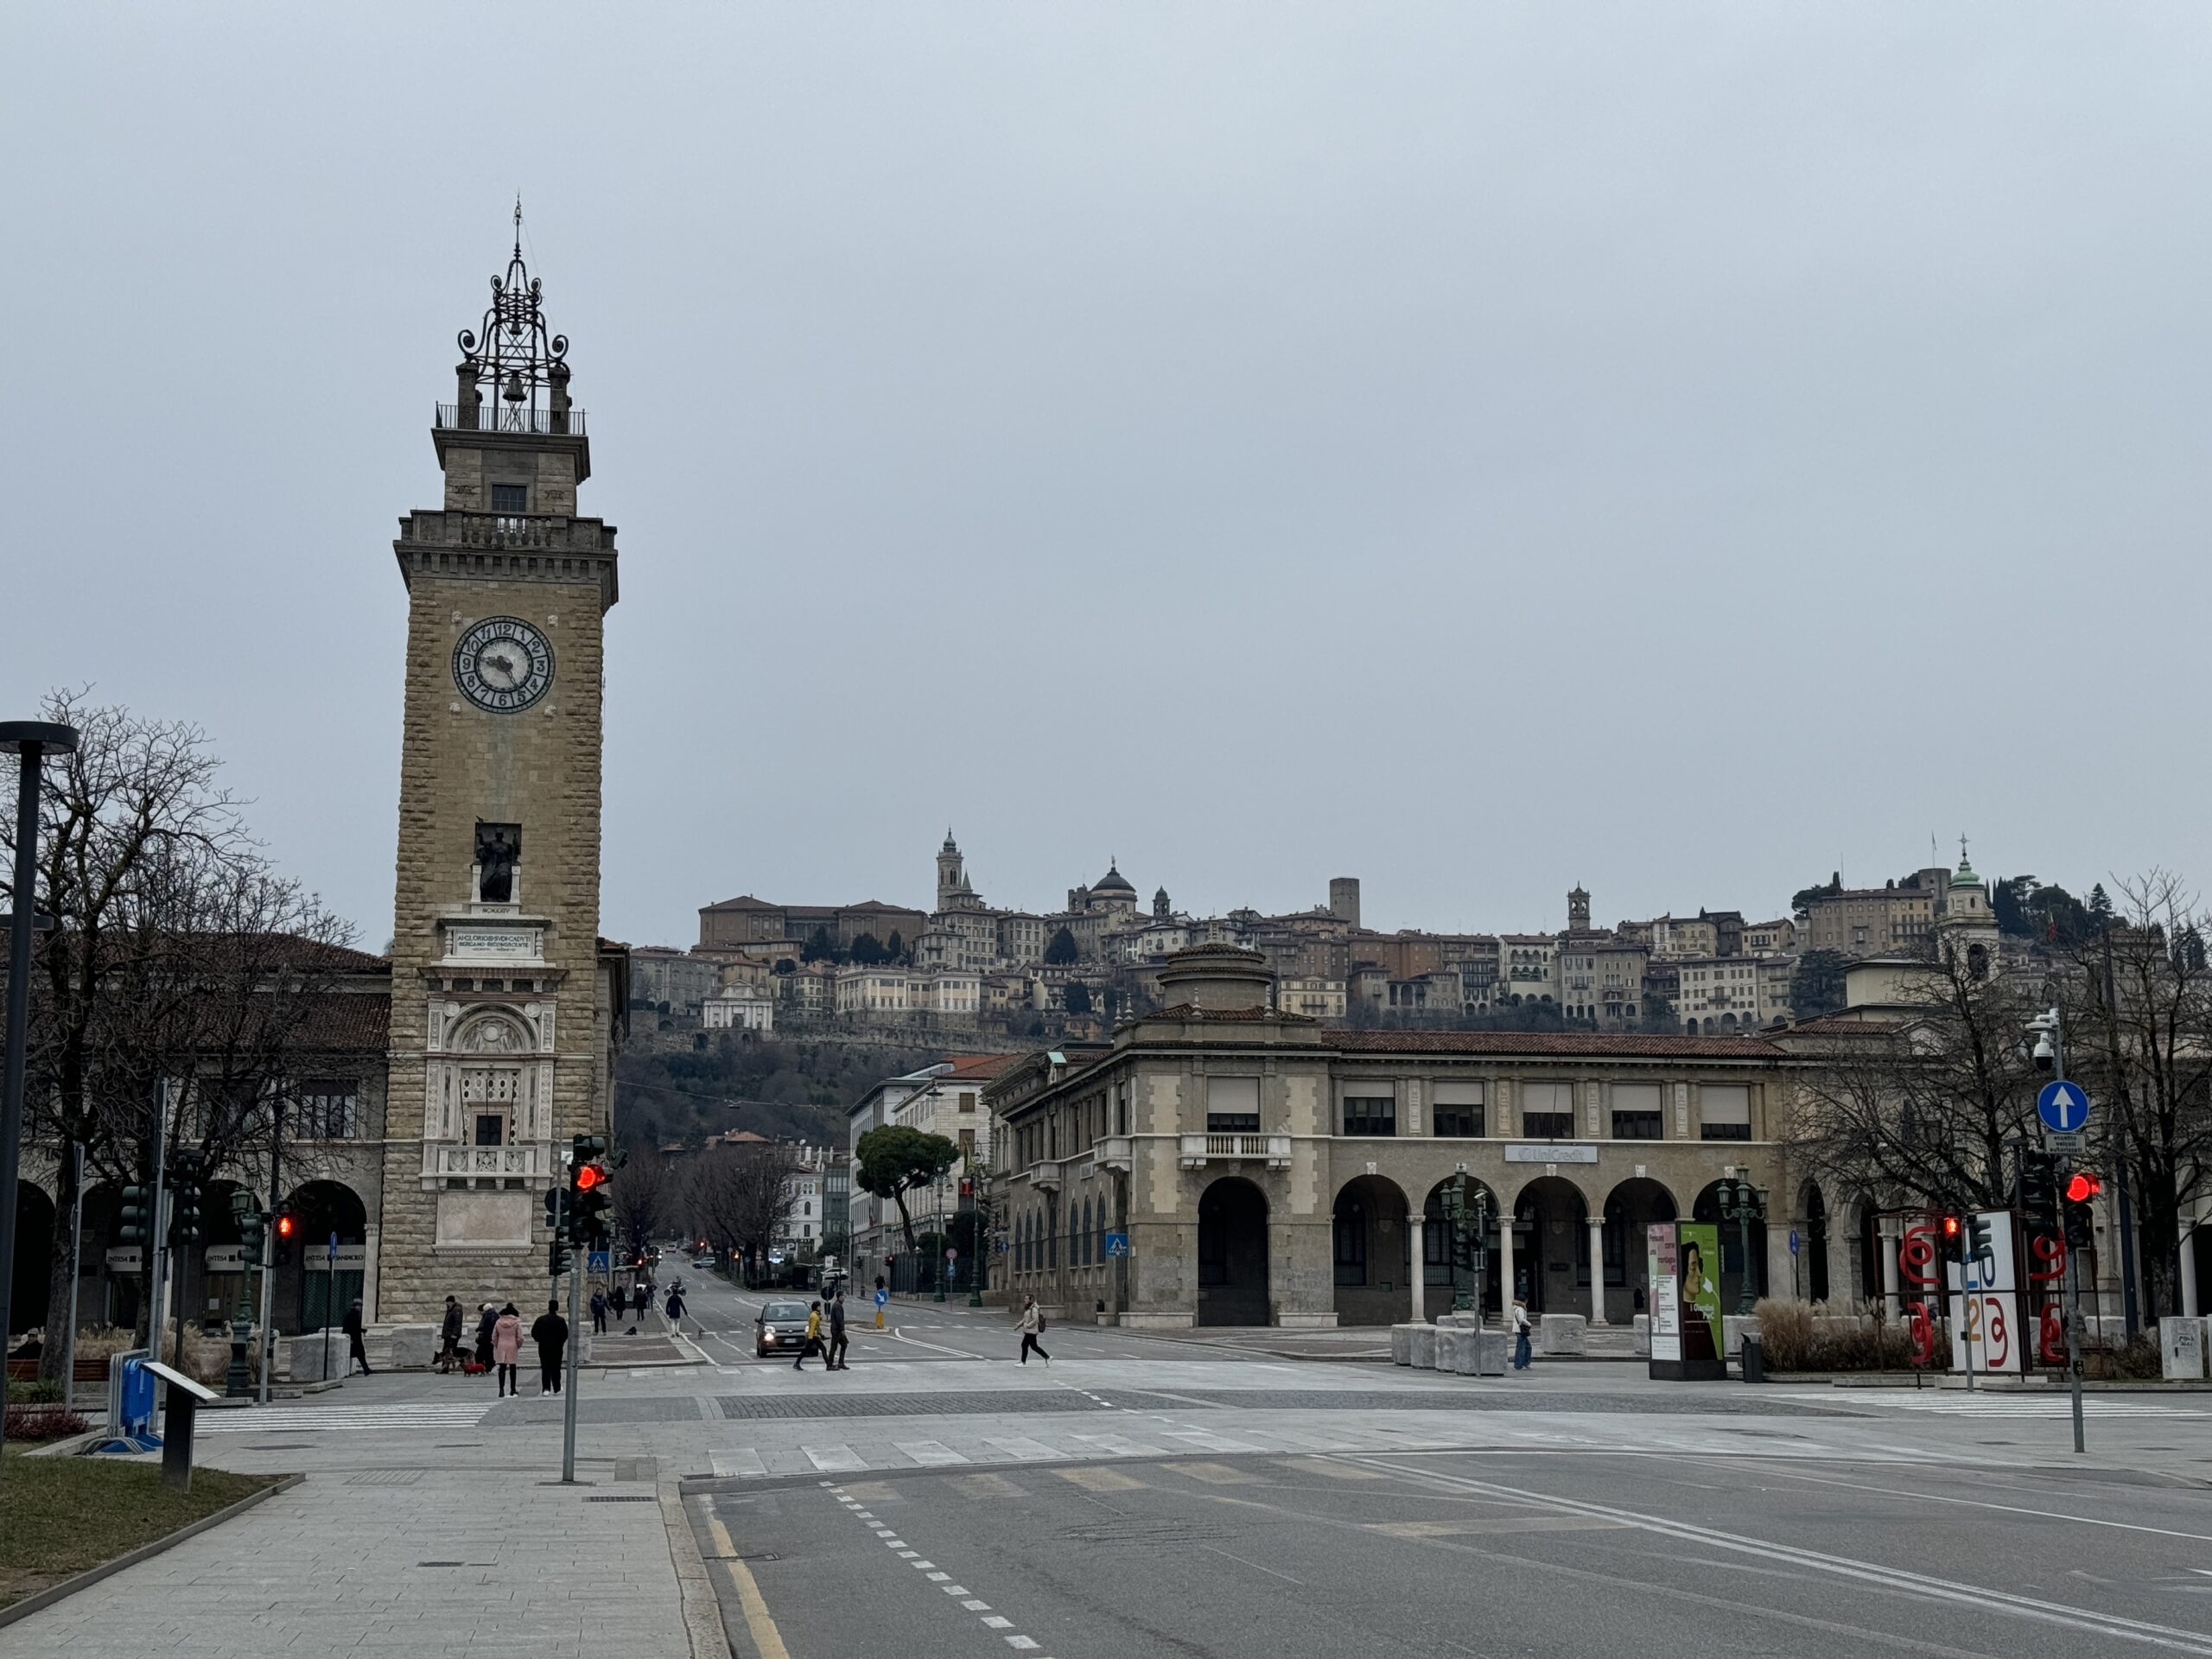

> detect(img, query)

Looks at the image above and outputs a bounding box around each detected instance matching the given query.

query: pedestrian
[1511,1299,1533,1370]
[1015,1294,1050,1365]
[589,1287,608,1336]
[474,1302,498,1373]
[610,1282,627,1321]
[437,1295,464,1373]
[532,1299,570,1395]
[664,1282,687,1332]
[492,1303,523,1397]
[796,1300,823,1371]
[342,1297,373,1376]
[827,1291,849,1370]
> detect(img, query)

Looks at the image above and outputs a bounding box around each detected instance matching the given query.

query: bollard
[1740,1332,1765,1385]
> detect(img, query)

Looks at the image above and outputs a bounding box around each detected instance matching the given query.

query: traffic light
[169,1152,206,1246]
[548,1235,573,1278]
[274,1200,297,1265]
[543,1185,570,1243]
[2063,1171,2101,1249]
[230,1189,265,1268]
[569,1135,611,1246]
[1940,1212,1963,1262]
[1965,1213,1995,1274]
[2019,1148,2059,1236]
[119,1185,152,1246]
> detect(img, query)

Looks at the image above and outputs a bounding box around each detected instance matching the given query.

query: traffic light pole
[561,1252,582,1484]
[2048,1014,2086,1454]
[257,1130,281,1405]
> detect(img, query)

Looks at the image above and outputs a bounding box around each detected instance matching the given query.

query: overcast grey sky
[5,6,2208,948]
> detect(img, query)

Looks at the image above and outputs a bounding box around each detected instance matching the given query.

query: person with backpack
[1511,1299,1534,1370]
[1015,1294,1049,1365]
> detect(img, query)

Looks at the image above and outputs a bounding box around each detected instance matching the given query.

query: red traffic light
[2065,1172,2101,1204]
[276,1212,296,1238]
[1941,1215,1961,1238]
[575,1162,605,1191]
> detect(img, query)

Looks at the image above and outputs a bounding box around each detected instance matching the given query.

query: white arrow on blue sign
[2037,1078,2091,1134]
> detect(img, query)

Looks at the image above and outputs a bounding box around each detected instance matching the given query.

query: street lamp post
[1715,1171,1767,1318]
[1437,1173,1491,1318]
[0,720,78,1459]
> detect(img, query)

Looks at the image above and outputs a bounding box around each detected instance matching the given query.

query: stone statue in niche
[476,822,521,904]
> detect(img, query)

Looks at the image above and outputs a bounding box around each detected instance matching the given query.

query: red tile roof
[1329,1029,1781,1058]
[941,1053,1020,1080]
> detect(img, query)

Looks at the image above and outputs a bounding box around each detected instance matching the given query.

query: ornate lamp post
[0,720,77,1459]
[1715,1169,1768,1317]
[1437,1173,1492,1316]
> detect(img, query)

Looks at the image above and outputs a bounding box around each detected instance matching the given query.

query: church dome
[1092,863,1135,895]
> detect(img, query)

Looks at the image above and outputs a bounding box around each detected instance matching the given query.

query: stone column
[1408,1215,1426,1323]
[1878,1215,1902,1322]
[2181,1218,2200,1319]
[1497,1211,1516,1326]
[1586,1217,1608,1325]
[363,1222,383,1324]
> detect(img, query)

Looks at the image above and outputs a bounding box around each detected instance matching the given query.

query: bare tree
[1783,938,2045,1212]
[2060,872,2212,1319]
[683,1141,798,1278]
[611,1141,674,1262]
[3,690,356,1374]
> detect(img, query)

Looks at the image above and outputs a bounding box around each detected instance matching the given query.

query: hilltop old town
[6,16,2212,1657]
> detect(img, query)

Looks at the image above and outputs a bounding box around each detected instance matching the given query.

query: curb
[658,1478,727,1659]
[0,1471,303,1630]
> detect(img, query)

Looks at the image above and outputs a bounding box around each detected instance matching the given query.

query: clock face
[453,617,554,713]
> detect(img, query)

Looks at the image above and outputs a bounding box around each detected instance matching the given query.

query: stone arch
[1331,1173,1411,1326]
[281,1179,369,1335]
[1513,1175,1591,1317]
[10,1182,55,1337]
[1692,1179,1768,1315]
[1421,1175,1503,1320]
[1196,1176,1268,1327]
[1599,1176,1678,1324]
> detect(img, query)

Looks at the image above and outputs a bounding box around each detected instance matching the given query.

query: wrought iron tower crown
[451,200,575,435]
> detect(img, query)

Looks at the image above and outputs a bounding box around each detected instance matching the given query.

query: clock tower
[376,226,625,1319]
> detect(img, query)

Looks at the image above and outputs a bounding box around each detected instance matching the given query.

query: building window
[1433,1105,1483,1137]
[292,1080,359,1140]
[1522,1112,1573,1140]
[1700,1084,1753,1141]
[1342,1096,1396,1137]
[1333,1201,1367,1286]
[1700,1121,1751,1141]
[1206,1076,1261,1134]
[959,1091,976,1113]
[490,482,528,513]
[1611,1110,1662,1140]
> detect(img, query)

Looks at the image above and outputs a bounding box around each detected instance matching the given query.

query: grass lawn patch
[0,1454,280,1608]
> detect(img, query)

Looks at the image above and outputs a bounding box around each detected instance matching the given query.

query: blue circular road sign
[2037,1078,2090,1133]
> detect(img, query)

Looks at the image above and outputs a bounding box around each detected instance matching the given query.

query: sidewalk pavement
[7,1459,709,1659]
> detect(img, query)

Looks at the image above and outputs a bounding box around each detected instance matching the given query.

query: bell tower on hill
[376,218,625,1319]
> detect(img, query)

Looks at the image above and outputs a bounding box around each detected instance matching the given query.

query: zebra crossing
[1837,1390,2208,1420]
[704,1420,1466,1478]
[198,1402,490,1435]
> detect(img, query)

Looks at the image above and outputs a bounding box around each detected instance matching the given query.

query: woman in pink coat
[491,1302,524,1398]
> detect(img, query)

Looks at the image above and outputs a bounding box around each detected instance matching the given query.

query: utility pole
[2031,1005,2086,1454]
[257,1119,281,1404]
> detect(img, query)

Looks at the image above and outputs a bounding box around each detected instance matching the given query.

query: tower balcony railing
[1178,1133,1293,1170]
[399,511,613,551]
[424,1141,546,1181]
[436,403,587,436]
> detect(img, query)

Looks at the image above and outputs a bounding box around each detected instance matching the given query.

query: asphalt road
[694,1446,2212,1659]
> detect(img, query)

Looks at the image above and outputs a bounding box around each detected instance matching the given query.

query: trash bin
[1740,1333,1765,1384]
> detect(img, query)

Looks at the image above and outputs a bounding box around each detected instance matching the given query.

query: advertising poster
[1647,1224,1681,1363]
[1945,1208,2022,1375]
[1676,1223,1725,1366]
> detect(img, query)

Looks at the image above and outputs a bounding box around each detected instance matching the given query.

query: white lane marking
[1163,1429,1267,1454]
[803,1445,868,1472]
[1006,1638,1039,1651]
[1355,1459,2212,1656]
[1766,1469,2212,1545]
[896,1440,972,1465]
[982,1437,1062,1462]
[982,1616,1014,1629]
[1070,1433,1169,1458]
[200,1406,486,1434]
[710,1448,767,1478]
[963,1599,991,1611]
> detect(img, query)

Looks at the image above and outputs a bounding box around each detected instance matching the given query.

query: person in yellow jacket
[796,1300,823,1371]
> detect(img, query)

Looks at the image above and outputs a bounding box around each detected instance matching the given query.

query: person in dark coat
[531,1300,570,1395]
[342,1298,372,1376]
[474,1301,499,1372]
[826,1291,849,1370]
[589,1288,608,1336]
[610,1282,628,1320]
[664,1283,687,1328]
[437,1295,465,1372]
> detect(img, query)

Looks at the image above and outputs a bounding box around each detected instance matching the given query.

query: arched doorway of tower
[1693,1179,1768,1316]
[1802,1182,1830,1303]
[1599,1178,1676,1325]
[1197,1177,1269,1326]
[280,1180,368,1335]
[10,1183,54,1337]
[1421,1177,1503,1320]
[1331,1174,1409,1326]
[1513,1177,1590,1317]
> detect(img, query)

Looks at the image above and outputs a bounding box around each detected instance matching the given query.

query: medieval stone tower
[376,226,623,1319]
